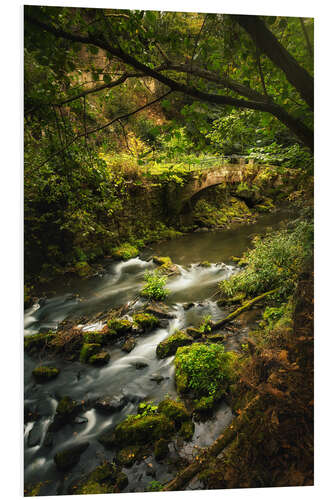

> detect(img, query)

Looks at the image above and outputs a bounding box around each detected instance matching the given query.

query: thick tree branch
[234,15,314,110]
[25,13,314,151]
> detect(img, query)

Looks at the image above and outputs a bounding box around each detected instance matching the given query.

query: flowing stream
[24,208,293,495]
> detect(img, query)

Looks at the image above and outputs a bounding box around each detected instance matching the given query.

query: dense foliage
[219,219,313,300]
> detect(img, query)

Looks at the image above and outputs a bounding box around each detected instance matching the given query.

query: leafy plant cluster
[140,270,169,300]
[219,220,313,301]
[175,343,236,398]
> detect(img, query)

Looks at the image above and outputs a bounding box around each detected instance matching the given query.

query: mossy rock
[156,330,193,359]
[74,261,92,278]
[152,255,180,275]
[88,350,110,366]
[79,342,101,363]
[54,442,89,471]
[32,365,59,382]
[116,445,142,467]
[107,318,132,335]
[24,332,56,354]
[75,481,111,495]
[70,461,121,494]
[194,395,215,415]
[113,243,139,260]
[179,420,195,441]
[82,330,116,345]
[199,261,211,267]
[122,337,136,353]
[56,396,79,417]
[99,414,175,448]
[133,312,160,331]
[115,472,129,491]
[154,438,169,460]
[158,398,190,424]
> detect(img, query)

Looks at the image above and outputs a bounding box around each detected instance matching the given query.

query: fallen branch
[163,395,260,491]
[212,288,280,331]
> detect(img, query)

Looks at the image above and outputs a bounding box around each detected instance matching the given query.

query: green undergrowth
[174,343,238,413]
[219,220,313,302]
[140,270,169,300]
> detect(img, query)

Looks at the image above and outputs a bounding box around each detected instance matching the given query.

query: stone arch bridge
[167,156,256,216]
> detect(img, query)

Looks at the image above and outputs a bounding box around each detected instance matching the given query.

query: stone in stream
[156,330,193,359]
[121,337,136,353]
[133,361,149,370]
[150,374,166,384]
[183,302,195,311]
[94,394,128,414]
[54,442,89,471]
[48,396,86,432]
[145,303,176,319]
[88,350,110,365]
[32,366,59,383]
[27,420,44,447]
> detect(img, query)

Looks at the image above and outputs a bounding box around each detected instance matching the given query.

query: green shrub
[113,243,139,260]
[140,270,169,300]
[175,343,236,399]
[219,222,313,301]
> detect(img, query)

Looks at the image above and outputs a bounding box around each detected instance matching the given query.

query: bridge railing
[182,155,254,172]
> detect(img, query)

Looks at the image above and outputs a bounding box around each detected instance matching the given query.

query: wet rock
[107,318,132,335]
[54,442,89,471]
[74,416,88,425]
[206,333,226,342]
[68,461,121,494]
[27,420,44,447]
[158,398,191,424]
[152,256,180,276]
[199,261,211,267]
[145,303,176,319]
[49,396,85,431]
[94,395,128,414]
[156,330,193,359]
[79,343,101,363]
[88,350,110,365]
[183,302,195,311]
[32,366,59,383]
[150,374,165,384]
[99,414,175,448]
[24,405,39,423]
[121,337,136,353]
[132,313,160,331]
[133,361,148,370]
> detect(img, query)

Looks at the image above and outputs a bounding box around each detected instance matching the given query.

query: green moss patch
[24,332,56,354]
[99,413,175,448]
[154,438,169,460]
[133,312,160,331]
[158,398,190,423]
[113,243,139,260]
[70,461,127,494]
[179,420,195,441]
[88,350,110,365]
[32,366,59,382]
[174,343,238,407]
[156,330,193,358]
[116,445,142,467]
[153,255,180,275]
[79,343,101,363]
[107,318,132,335]
[74,261,92,277]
